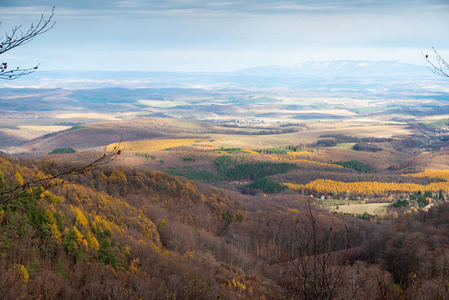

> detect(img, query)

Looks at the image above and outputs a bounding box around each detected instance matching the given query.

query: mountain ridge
[1,60,435,89]
[237,60,430,77]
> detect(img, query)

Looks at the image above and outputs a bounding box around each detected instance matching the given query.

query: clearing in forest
[330,202,390,215]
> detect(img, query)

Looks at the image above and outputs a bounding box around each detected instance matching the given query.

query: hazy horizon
[1,0,448,73]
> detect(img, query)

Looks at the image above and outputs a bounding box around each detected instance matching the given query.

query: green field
[333,143,356,150]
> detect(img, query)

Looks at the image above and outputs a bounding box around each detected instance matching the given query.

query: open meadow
[328,202,391,215]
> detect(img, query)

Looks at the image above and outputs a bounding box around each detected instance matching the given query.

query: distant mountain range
[237,60,431,77]
[1,60,441,90]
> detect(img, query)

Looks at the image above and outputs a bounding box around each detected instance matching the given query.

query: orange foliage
[106,138,199,152]
[405,169,449,181]
[284,175,449,195]
[241,149,259,155]
[287,151,309,157]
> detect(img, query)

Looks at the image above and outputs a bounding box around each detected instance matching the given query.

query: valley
[2,62,449,299]
[3,64,449,223]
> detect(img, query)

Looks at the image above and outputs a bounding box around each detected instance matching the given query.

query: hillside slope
[2,149,449,299]
[23,118,215,154]
[0,155,277,299]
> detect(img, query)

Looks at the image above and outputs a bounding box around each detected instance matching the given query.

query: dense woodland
[1,152,449,299]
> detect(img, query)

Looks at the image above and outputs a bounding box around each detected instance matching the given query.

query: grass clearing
[0,125,71,141]
[207,124,411,148]
[55,113,118,120]
[324,125,411,138]
[374,205,388,215]
[333,143,356,150]
[136,100,187,107]
[330,203,391,215]
[17,125,72,132]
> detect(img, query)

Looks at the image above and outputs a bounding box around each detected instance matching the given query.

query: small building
[423,203,435,212]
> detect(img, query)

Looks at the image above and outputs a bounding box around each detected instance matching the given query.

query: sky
[1,0,449,72]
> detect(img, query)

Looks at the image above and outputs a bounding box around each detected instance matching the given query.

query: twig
[0,145,121,205]
[423,47,449,78]
[0,7,55,80]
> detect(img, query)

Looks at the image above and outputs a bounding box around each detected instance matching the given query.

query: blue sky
[1,0,448,72]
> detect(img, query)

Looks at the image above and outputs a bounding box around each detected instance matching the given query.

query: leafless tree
[280,199,372,300]
[0,267,21,299]
[423,47,449,78]
[0,7,55,80]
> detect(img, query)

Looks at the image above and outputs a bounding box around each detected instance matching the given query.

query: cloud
[2,0,448,17]
[1,0,448,72]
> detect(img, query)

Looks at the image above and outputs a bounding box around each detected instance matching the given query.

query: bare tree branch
[0,8,124,204]
[423,47,449,78]
[0,64,40,80]
[0,7,55,80]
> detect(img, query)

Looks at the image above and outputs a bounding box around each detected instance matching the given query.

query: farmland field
[106,138,200,152]
[330,202,391,215]
[55,113,119,120]
[3,56,449,299]
[204,124,411,148]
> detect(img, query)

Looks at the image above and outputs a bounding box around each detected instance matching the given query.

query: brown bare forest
[1,152,449,299]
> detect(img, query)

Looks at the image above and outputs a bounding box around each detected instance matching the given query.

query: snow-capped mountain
[237,60,431,77]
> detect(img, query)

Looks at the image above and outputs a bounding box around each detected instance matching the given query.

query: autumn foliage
[284,169,449,196]
[106,138,199,152]
[2,147,449,299]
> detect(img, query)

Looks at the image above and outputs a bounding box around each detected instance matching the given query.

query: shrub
[353,143,382,152]
[316,139,338,147]
[48,148,76,155]
[215,156,297,181]
[242,177,287,193]
[255,148,292,154]
[335,160,374,173]
[182,157,196,162]
[69,125,86,131]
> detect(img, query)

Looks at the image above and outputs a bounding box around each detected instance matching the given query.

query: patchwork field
[3,59,449,299]
[55,113,119,120]
[2,85,449,220]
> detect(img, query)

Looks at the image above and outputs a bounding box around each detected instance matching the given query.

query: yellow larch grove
[284,170,449,195]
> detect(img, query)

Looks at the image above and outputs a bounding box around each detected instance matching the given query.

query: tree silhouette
[0,7,55,80]
[424,47,449,78]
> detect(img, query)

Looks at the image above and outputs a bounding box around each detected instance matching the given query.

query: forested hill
[2,154,449,299]
[0,155,254,299]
